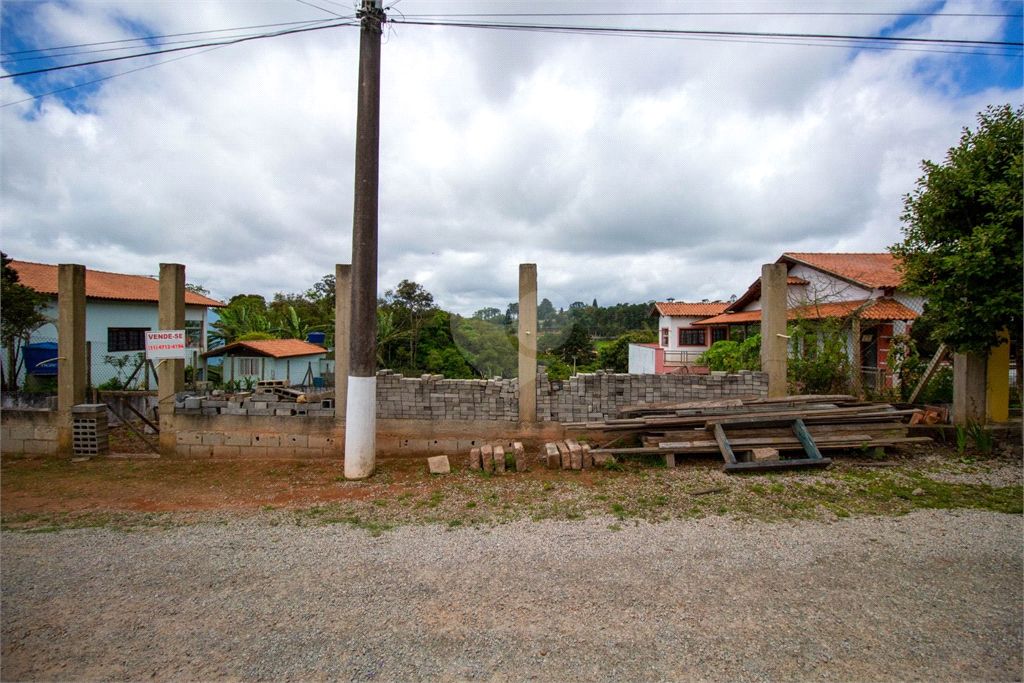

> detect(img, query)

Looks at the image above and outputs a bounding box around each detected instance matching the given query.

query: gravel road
[2,509,1021,683]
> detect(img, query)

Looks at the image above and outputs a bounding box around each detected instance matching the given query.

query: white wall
[628,344,656,374]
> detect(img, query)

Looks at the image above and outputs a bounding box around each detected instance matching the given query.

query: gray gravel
[2,509,1021,683]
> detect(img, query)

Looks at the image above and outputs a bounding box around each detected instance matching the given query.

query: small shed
[202,339,327,386]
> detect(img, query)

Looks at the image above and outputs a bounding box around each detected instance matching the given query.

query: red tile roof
[202,339,327,359]
[780,253,904,289]
[650,301,730,318]
[9,260,224,307]
[696,298,919,326]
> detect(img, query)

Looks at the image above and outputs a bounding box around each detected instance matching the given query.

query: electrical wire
[388,18,1023,48]
[1,18,358,79]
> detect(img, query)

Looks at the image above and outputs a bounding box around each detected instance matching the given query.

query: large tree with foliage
[1,252,49,389]
[891,104,1023,358]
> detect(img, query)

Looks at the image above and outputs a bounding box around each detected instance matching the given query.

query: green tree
[891,103,1023,358]
[1,252,48,389]
[596,330,656,372]
[553,322,596,368]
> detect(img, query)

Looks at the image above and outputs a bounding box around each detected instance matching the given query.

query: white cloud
[1,0,1020,315]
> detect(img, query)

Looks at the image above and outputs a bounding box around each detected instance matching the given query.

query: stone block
[750,448,779,462]
[664,453,676,468]
[469,447,482,471]
[184,397,203,410]
[223,433,252,447]
[252,434,281,448]
[189,445,215,458]
[591,452,616,467]
[557,441,571,470]
[545,443,560,469]
[513,442,526,473]
[493,446,506,473]
[481,444,494,473]
[428,455,451,474]
[285,434,309,448]
[274,408,295,417]
[581,444,593,470]
[212,445,241,458]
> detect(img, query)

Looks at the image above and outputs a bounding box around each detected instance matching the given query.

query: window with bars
[678,328,706,346]
[711,327,728,344]
[107,327,149,352]
[661,328,669,346]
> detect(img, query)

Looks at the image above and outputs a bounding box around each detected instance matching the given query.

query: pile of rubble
[174,380,335,417]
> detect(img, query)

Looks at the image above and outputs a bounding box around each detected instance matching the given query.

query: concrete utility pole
[335,264,352,419]
[518,264,538,423]
[760,263,788,399]
[56,264,87,455]
[158,263,185,456]
[345,0,385,480]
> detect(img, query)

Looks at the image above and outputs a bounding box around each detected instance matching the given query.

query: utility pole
[345,0,385,480]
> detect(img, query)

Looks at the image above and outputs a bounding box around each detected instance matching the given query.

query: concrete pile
[468,442,528,473]
[174,380,335,417]
[543,438,616,470]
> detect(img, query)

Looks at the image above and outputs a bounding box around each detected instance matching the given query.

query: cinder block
[176,432,203,445]
[308,435,337,449]
[189,445,215,458]
[212,445,241,458]
[201,433,226,446]
[252,434,281,448]
[224,433,252,447]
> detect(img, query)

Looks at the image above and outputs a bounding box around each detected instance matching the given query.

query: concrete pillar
[335,264,351,419]
[56,264,87,455]
[850,315,863,397]
[986,330,1010,423]
[953,352,987,425]
[760,263,788,398]
[518,264,538,423]
[158,264,185,455]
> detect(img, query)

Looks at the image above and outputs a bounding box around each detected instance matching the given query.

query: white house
[628,301,729,374]
[202,339,328,387]
[8,260,224,388]
[694,253,922,386]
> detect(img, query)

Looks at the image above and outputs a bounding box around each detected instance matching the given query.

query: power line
[400,11,1021,19]
[2,44,232,109]
[2,21,340,65]
[1,18,339,57]
[1,19,358,79]
[388,18,1023,48]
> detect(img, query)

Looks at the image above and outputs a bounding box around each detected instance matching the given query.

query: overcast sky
[2,1,1021,315]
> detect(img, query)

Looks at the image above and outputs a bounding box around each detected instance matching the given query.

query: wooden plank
[659,434,875,449]
[724,458,832,473]
[791,418,823,460]
[119,396,160,435]
[908,343,949,404]
[712,423,737,465]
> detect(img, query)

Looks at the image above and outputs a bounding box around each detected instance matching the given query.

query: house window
[661,328,669,346]
[239,358,260,376]
[711,327,728,344]
[108,327,149,352]
[185,320,203,349]
[679,328,706,346]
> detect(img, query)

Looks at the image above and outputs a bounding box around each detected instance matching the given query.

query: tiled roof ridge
[11,259,166,282]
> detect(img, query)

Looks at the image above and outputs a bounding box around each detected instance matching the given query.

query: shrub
[698,334,761,373]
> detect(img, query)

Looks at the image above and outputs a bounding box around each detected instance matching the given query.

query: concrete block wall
[545,370,769,423]
[0,408,59,455]
[376,371,519,421]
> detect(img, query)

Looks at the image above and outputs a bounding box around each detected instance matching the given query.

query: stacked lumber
[580,395,930,462]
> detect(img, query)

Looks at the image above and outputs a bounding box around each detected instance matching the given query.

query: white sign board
[146,330,187,359]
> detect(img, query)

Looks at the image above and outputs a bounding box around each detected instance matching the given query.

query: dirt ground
[2,425,1021,532]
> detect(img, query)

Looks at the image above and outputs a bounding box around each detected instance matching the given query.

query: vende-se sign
[146,330,186,359]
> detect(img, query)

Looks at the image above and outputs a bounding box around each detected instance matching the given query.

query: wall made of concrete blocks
[0,408,59,456]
